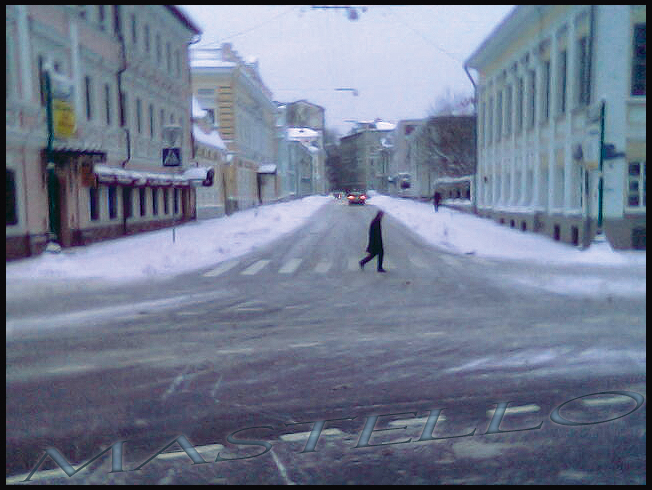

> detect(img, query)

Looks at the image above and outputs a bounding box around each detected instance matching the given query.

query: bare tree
[428,86,475,117]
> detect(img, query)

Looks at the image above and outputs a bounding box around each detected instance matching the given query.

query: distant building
[6,5,201,260]
[465,5,646,249]
[339,119,396,192]
[191,97,229,219]
[190,43,278,213]
[388,119,424,198]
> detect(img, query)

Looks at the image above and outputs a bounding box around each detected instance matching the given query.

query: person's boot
[359,260,365,270]
[377,268,387,273]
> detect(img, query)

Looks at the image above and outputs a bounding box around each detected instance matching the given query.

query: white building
[465,5,646,249]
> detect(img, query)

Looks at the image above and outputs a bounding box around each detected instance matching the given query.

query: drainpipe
[116,15,130,168]
[464,64,479,215]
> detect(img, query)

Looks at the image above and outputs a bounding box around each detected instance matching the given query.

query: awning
[257,164,277,174]
[93,164,203,187]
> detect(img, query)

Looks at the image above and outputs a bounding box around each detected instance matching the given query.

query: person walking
[359,210,386,272]
[433,191,442,212]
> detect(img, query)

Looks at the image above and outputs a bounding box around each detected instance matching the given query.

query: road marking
[314,260,332,273]
[202,259,240,277]
[241,259,270,275]
[279,258,302,274]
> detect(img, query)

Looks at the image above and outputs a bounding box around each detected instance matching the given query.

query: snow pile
[369,195,646,267]
[6,196,331,284]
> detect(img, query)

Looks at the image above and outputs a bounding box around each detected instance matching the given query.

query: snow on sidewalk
[6,195,332,285]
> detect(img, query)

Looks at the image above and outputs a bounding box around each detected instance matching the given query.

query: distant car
[347,191,367,205]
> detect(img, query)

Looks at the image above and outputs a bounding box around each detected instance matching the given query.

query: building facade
[190,43,278,214]
[6,5,201,260]
[466,5,646,249]
[339,119,396,192]
[192,97,229,219]
[388,119,423,198]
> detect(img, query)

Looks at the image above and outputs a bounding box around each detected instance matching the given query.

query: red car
[347,191,367,205]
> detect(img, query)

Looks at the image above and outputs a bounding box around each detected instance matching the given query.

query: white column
[16,5,33,102]
[548,34,558,212]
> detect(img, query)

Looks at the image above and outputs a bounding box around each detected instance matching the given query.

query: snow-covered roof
[94,164,191,186]
[257,164,277,174]
[193,125,227,150]
[375,121,396,131]
[192,97,207,118]
[190,59,237,69]
[288,127,319,139]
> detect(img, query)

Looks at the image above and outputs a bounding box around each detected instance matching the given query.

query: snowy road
[6,199,647,484]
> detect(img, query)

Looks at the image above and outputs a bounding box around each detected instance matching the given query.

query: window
[121,92,128,128]
[505,85,513,136]
[156,33,162,63]
[487,96,493,144]
[174,189,180,214]
[166,42,172,71]
[627,161,646,207]
[542,60,551,122]
[577,36,591,106]
[163,188,169,214]
[631,23,646,96]
[528,69,536,128]
[516,77,524,133]
[122,187,132,219]
[136,98,142,133]
[144,24,150,53]
[139,188,147,216]
[175,50,181,76]
[89,187,99,221]
[160,109,165,139]
[131,14,137,46]
[149,103,154,138]
[112,5,121,35]
[104,83,111,125]
[495,91,503,141]
[98,5,106,31]
[152,187,158,215]
[108,186,117,219]
[557,50,567,115]
[85,76,93,120]
[38,55,46,106]
[7,169,18,225]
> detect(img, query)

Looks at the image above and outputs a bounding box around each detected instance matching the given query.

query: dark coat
[366,212,384,254]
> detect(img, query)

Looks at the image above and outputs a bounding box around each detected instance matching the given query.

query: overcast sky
[178,5,515,135]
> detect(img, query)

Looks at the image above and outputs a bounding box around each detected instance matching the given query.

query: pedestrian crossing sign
[162,148,181,167]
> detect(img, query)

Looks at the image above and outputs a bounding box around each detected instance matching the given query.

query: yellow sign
[52,99,76,139]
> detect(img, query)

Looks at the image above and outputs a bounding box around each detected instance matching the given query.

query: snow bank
[6,196,332,284]
[369,195,646,267]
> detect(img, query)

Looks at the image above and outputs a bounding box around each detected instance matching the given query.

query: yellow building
[191,43,278,213]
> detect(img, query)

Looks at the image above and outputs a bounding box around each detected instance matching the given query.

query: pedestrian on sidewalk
[359,210,386,272]
[433,191,442,212]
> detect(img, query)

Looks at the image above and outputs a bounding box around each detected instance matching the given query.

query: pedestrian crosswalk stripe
[314,260,331,273]
[202,259,240,277]
[241,259,270,275]
[279,258,302,274]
